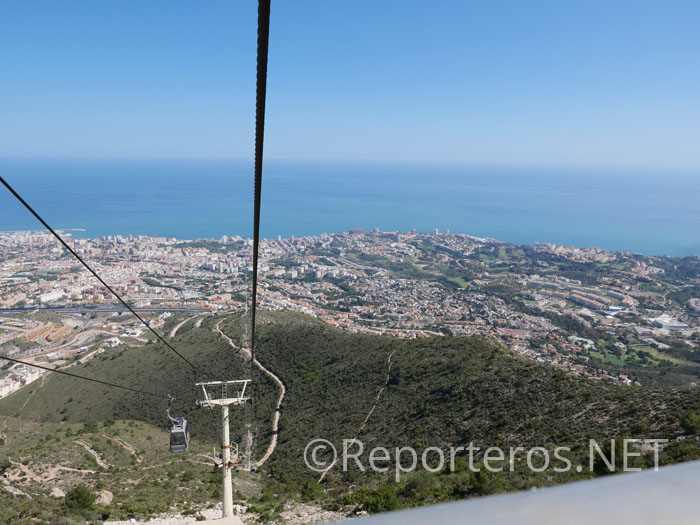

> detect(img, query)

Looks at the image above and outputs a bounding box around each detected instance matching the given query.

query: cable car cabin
[169,417,190,453]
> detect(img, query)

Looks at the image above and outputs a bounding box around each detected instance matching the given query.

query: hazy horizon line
[2,155,700,175]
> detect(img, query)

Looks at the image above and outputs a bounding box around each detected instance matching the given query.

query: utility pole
[196,379,250,519]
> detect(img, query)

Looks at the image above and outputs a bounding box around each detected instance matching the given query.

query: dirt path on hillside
[215,319,286,468]
[75,439,110,469]
[7,459,95,483]
[101,433,142,462]
[318,343,402,482]
[140,458,216,471]
[0,374,48,446]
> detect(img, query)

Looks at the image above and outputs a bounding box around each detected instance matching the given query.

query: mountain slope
[215,313,700,484]
[3,311,700,515]
[0,314,279,455]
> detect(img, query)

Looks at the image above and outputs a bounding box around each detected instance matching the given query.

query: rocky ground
[108,501,346,524]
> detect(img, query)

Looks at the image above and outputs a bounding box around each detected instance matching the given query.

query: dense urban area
[2,227,700,401]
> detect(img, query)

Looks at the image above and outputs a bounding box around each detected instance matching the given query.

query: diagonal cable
[0,175,204,376]
[0,354,166,399]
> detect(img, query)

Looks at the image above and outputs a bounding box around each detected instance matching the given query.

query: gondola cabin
[170,417,190,453]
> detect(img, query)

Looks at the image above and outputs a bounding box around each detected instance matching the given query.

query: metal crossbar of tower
[196,379,250,519]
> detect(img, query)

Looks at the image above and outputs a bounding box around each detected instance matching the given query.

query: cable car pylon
[196,379,250,519]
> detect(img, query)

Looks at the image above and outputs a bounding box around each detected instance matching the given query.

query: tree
[300,478,324,502]
[65,485,96,510]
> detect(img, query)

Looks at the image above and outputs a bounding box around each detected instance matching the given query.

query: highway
[0,304,210,315]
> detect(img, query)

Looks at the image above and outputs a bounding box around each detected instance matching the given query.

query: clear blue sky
[1,0,700,169]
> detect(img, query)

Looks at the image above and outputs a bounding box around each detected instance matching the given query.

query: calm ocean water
[0,159,698,256]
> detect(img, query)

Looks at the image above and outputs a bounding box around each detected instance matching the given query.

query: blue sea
[0,159,698,257]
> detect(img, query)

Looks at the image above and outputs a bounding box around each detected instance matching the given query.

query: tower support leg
[222,405,233,518]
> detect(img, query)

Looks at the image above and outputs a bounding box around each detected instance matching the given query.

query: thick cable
[249,0,272,462]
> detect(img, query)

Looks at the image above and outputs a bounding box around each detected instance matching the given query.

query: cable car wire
[0,175,205,377]
[0,354,166,399]
[249,0,271,442]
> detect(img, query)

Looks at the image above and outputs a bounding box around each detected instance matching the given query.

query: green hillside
[3,311,700,520]
[216,314,700,488]
[0,315,279,453]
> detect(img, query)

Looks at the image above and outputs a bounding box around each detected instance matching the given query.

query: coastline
[1,160,699,257]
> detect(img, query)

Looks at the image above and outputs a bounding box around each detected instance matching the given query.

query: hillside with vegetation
[3,311,700,522]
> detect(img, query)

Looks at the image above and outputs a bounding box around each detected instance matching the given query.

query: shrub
[349,485,400,514]
[80,420,99,434]
[681,411,700,434]
[181,470,195,482]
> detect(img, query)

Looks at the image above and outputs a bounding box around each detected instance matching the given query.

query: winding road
[169,314,203,338]
[215,319,286,468]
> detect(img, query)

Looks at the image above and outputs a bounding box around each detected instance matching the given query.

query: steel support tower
[196,379,250,518]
